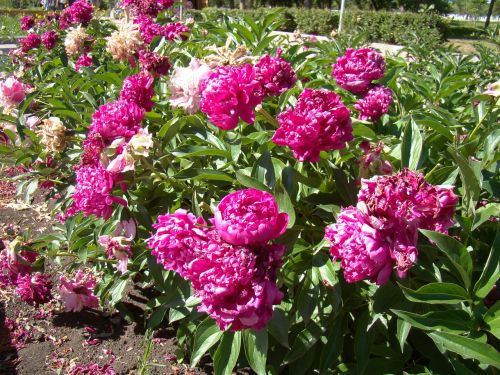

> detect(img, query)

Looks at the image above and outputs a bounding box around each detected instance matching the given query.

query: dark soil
[0,171,202,375]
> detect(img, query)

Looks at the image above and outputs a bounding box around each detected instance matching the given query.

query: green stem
[258,107,279,128]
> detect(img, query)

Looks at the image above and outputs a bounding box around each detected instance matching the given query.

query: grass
[0,15,24,39]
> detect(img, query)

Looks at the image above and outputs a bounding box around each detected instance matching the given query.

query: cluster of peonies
[197,50,297,130]
[325,169,457,285]
[273,88,353,162]
[332,48,393,122]
[148,188,288,331]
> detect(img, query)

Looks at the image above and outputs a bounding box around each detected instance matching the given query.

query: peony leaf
[399,282,469,304]
[214,331,242,375]
[242,329,268,375]
[401,118,423,170]
[473,229,500,299]
[283,321,322,364]
[191,318,223,368]
[392,309,472,333]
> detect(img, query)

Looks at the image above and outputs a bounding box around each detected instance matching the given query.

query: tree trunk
[485,0,496,28]
[240,0,246,9]
[229,0,235,8]
[304,0,312,8]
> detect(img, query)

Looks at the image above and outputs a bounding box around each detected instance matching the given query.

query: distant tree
[485,0,496,27]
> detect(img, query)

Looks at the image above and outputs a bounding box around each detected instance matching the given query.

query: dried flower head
[37,117,67,153]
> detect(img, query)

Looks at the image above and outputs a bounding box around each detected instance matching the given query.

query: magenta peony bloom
[148,209,208,278]
[41,30,59,51]
[20,33,41,52]
[20,16,35,31]
[200,64,263,130]
[80,132,104,166]
[133,16,163,44]
[168,58,212,114]
[122,0,173,17]
[64,0,94,25]
[354,85,393,122]
[58,12,72,30]
[139,50,170,77]
[325,207,393,285]
[59,270,99,312]
[90,99,144,142]
[120,73,155,112]
[357,169,458,234]
[0,76,26,109]
[214,189,288,246]
[163,22,190,41]
[189,231,285,331]
[75,54,93,71]
[272,89,352,162]
[254,49,297,97]
[71,163,124,219]
[332,48,385,94]
[15,273,53,306]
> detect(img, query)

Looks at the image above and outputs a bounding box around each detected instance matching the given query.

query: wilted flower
[20,33,41,52]
[120,73,155,112]
[90,99,144,143]
[354,85,393,122]
[273,88,352,162]
[98,219,136,274]
[75,54,93,71]
[332,48,385,94]
[0,76,26,110]
[128,127,153,157]
[0,238,37,287]
[139,50,170,77]
[214,188,288,246]
[59,270,99,312]
[42,30,59,50]
[71,163,125,219]
[358,141,393,180]
[80,132,104,166]
[64,26,90,56]
[36,117,67,153]
[203,39,254,69]
[168,58,211,114]
[254,49,297,97]
[200,64,263,130]
[148,209,208,278]
[15,273,53,306]
[106,20,143,62]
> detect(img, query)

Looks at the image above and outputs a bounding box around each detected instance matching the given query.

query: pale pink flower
[214,188,288,246]
[25,115,41,130]
[59,270,99,312]
[332,48,385,94]
[273,88,352,162]
[200,64,263,130]
[168,59,212,114]
[0,76,27,110]
[15,273,53,306]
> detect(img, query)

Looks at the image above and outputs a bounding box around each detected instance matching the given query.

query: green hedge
[190,7,446,47]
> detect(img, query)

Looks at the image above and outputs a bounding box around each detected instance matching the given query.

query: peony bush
[0,3,499,374]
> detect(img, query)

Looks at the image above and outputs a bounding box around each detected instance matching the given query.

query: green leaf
[428,331,500,369]
[484,302,500,340]
[396,319,411,353]
[235,171,271,191]
[252,151,276,190]
[242,330,268,375]
[171,145,230,158]
[401,119,422,170]
[175,169,234,182]
[268,307,289,348]
[214,331,242,375]
[448,147,481,215]
[275,183,295,228]
[283,321,322,364]
[472,203,500,231]
[148,305,168,329]
[354,310,375,375]
[400,282,469,304]
[392,309,472,333]
[319,315,346,372]
[191,318,223,368]
[473,229,500,299]
[420,230,472,290]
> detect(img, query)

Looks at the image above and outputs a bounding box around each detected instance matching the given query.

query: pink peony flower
[163,22,190,41]
[80,132,105,166]
[133,16,163,44]
[354,85,393,122]
[189,231,284,331]
[325,207,394,285]
[90,99,144,142]
[71,163,125,219]
[0,241,37,287]
[75,54,93,71]
[332,48,385,94]
[20,16,35,31]
[121,0,173,17]
[139,50,170,77]
[15,273,53,306]
[214,188,288,246]
[357,169,458,234]
[58,12,72,30]
[25,115,41,129]
[0,76,27,109]
[148,209,208,278]
[59,270,99,312]
[66,0,94,25]
[168,58,212,114]
[42,30,59,51]
[119,73,155,112]
[20,33,41,52]
[254,49,297,97]
[200,64,263,130]
[272,88,352,162]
